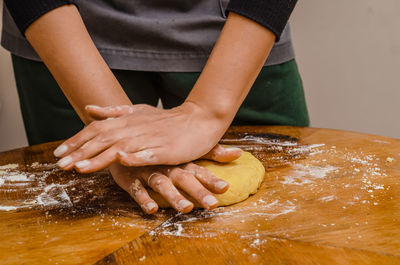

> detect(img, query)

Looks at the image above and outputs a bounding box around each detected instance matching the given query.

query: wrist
[177,101,231,146]
[183,96,237,125]
[182,100,233,127]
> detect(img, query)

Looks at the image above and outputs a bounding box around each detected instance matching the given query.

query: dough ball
[148,151,265,208]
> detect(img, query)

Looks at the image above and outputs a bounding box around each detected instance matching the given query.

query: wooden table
[1,126,399,264]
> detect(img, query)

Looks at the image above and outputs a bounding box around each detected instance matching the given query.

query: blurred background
[0,0,399,151]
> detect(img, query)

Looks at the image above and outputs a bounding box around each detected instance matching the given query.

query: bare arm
[186,12,276,130]
[25,5,131,124]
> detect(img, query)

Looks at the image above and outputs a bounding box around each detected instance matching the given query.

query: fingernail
[144,202,157,212]
[203,195,218,207]
[117,151,128,157]
[215,180,228,190]
[54,144,68,157]
[85,105,101,110]
[178,200,192,210]
[75,160,91,169]
[58,156,72,167]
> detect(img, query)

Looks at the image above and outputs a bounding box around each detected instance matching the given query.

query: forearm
[186,12,275,126]
[25,5,131,124]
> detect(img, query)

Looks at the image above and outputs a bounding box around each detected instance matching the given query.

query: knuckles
[89,120,107,132]
[97,130,117,143]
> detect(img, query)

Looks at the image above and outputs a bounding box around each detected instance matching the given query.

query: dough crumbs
[139,256,146,262]
[386,157,394,163]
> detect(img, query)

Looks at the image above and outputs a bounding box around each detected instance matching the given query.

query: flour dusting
[4,173,30,182]
[0,163,19,170]
[0,162,75,211]
[240,135,298,147]
[281,164,338,186]
[319,195,335,202]
[0,205,18,211]
[36,184,73,207]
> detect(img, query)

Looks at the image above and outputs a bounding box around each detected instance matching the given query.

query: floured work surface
[1,126,400,264]
[0,142,174,265]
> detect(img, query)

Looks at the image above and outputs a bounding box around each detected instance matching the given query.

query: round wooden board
[1,126,399,264]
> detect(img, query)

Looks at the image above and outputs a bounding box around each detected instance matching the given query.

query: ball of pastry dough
[148,151,265,208]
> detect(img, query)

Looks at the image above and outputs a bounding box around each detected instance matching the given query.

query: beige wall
[0,2,28,151]
[291,0,400,139]
[0,1,399,152]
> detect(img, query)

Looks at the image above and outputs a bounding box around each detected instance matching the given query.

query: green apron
[11,54,309,145]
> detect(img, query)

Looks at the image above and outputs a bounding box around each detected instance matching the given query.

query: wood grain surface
[1,126,399,264]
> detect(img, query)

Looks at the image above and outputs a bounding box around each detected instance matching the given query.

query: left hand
[54,103,232,172]
[109,161,232,214]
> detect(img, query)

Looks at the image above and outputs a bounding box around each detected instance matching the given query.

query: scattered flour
[0,163,19,170]
[386,157,394,163]
[319,195,335,202]
[36,184,73,208]
[281,176,313,186]
[150,219,185,237]
[0,206,18,211]
[31,162,40,168]
[250,239,261,248]
[240,135,298,146]
[281,164,338,186]
[262,201,297,219]
[4,173,29,182]
[0,162,74,211]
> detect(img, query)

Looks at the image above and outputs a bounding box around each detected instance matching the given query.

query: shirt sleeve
[226,0,298,41]
[4,0,77,35]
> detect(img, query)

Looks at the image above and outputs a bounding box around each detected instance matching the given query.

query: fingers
[54,118,122,158]
[109,164,158,214]
[184,163,229,194]
[56,131,124,170]
[72,143,128,173]
[127,179,158,214]
[71,141,160,173]
[111,164,224,214]
[201,145,242,163]
[85,105,134,120]
[168,168,219,210]
[146,172,194,213]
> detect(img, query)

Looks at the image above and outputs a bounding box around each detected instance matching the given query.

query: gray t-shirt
[1,0,294,72]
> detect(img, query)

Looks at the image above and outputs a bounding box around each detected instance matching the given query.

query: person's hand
[109,161,233,214]
[54,103,234,172]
